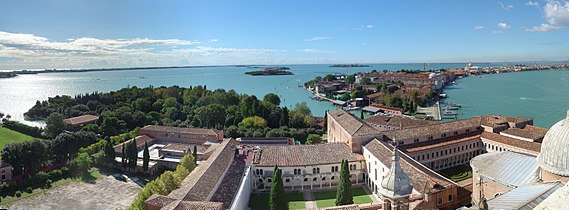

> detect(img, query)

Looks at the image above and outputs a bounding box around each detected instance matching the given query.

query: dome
[538,110,569,176]
[379,148,412,199]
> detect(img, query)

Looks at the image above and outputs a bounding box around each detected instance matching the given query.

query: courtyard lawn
[313,187,373,208]
[0,126,34,150]
[248,192,305,210]
[438,164,473,182]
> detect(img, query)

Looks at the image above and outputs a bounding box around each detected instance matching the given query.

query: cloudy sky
[1,0,569,70]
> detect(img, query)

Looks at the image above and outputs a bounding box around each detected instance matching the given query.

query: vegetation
[1,119,43,138]
[142,142,149,172]
[24,85,321,141]
[335,160,353,206]
[314,187,372,208]
[45,112,65,138]
[0,127,33,150]
[305,134,322,144]
[128,154,196,210]
[439,164,473,182]
[270,166,287,210]
[249,193,305,210]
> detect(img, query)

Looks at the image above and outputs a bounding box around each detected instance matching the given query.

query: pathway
[303,191,317,209]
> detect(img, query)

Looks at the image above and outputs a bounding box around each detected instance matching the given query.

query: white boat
[443,110,457,115]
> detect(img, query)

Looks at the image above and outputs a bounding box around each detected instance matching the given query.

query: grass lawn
[313,187,373,208]
[0,126,34,150]
[249,192,305,210]
[438,164,473,182]
[0,168,102,207]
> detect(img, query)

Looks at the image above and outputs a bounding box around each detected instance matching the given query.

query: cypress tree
[143,142,150,172]
[323,110,328,129]
[335,160,353,206]
[121,144,126,167]
[105,139,115,164]
[269,166,287,210]
[360,110,364,119]
[192,145,198,164]
[280,107,289,127]
[129,139,138,170]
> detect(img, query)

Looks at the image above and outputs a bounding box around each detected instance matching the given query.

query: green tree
[335,160,353,206]
[179,153,196,172]
[263,93,281,106]
[360,77,372,85]
[279,107,289,127]
[121,144,127,167]
[270,166,287,210]
[104,139,115,164]
[346,75,356,84]
[192,145,198,164]
[306,134,322,144]
[80,124,102,134]
[45,112,65,138]
[142,142,150,172]
[239,116,267,128]
[323,74,336,81]
[74,152,93,177]
[360,110,364,119]
[293,102,311,116]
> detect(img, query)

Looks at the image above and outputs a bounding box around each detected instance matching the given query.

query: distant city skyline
[1,0,569,70]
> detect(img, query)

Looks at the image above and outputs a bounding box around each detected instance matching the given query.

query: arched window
[267,179,272,183]
[331,176,335,180]
[322,177,326,181]
[285,178,290,183]
[304,178,308,182]
[313,177,317,181]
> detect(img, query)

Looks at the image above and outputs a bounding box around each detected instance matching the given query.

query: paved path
[303,191,317,209]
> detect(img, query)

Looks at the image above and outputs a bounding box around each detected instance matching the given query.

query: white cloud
[474,25,485,30]
[526,1,540,7]
[354,24,374,30]
[209,39,219,43]
[304,36,331,41]
[296,49,336,53]
[0,31,284,69]
[499,2,514,11]
[527,0,569,32]
[497,22,512,29]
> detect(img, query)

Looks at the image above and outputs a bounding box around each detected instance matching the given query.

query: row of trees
[24,86,321,140]
[128,154,196,210]
[1,131,97,176]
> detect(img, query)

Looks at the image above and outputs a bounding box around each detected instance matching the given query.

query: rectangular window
[448,194,453,201]
[414,139,419,143]
[375,169,377,180]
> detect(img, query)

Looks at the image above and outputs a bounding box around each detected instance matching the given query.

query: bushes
[1,119,43,138]
[0,167,71,198]
[128,154,195,210]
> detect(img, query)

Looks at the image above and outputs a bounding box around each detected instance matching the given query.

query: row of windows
[256,164,357,177]
[485,143,511,152]
[401,127,481,146]
[412,141,481,162]
[259,176,340,184]
[427,150,481,170]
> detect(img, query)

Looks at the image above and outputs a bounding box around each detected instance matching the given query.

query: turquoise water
[0,63,567,128]
[443,69,569,128]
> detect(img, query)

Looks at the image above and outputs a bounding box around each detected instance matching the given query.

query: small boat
[447,102,462,108]
[443,110,457,115]
[444,106,459,110]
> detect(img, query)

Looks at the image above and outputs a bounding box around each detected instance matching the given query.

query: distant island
[0,72,18,78]
[330,64,372,68]
[244,67,293,76]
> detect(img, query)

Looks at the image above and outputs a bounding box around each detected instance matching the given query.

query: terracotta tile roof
[364,139,456,194]
[381,117,481,141]
[168,139,237,202]
[364,115,438,131]
[162,144,192,152]
[369,103,403,112]
[480,115,533,128]
[210,158,246,209]
[365,91,384,99]
[145,194,177,207]
[114,135,155,153]
[141,125,223,136]
[500,125,548,141]
[328,109,378,136]
[253,143,365,167]
[481,131,541,153]
[400,132,482,153]
[63,114,99,126]
[171,201,223,210]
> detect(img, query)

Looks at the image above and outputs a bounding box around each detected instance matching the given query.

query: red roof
[370,103,403,112]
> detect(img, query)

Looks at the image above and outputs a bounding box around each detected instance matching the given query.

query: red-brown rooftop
[63,114,99,126]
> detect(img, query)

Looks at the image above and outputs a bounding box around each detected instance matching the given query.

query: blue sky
[1,0,569,69]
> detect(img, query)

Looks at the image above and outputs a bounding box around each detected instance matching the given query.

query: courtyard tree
[263,93,281,106]
[269,166,287,210]
[279,107,289,127]
[45,112,65,138]
[192,145,198,164]
[143,142,150,172]
[335,159,353,206]
[104,139,115,164]
[73,152,93,177]
[306,134,322,144]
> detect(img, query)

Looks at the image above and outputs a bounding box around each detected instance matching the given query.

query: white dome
[538,110,569,176]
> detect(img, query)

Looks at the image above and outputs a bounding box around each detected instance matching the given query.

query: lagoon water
[0,63,567,128]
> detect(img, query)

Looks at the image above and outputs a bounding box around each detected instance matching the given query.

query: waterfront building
[63,114,99,131]
[469,110,569,209]
[0,161,12,182]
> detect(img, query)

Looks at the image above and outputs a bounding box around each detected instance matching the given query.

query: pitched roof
[381,117,481,141]
[481,131,541,153]
[328,109,378,136]
[500,125,548,141]
[480,115,533,128]
[471,151,540,188]
[369,103,403,112]
[253,143,364,167]
[363,139,456,194]
[400,132,481,153]
[141,125,223,136]
[364,115,438,131]
[63,114,99,126]
[168,139,237,202]
[481,182,563,210]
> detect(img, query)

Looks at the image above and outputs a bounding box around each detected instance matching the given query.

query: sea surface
[0,63,567,128]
